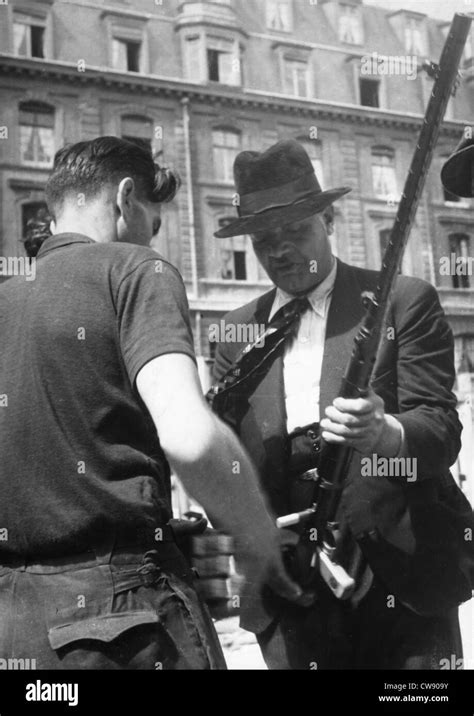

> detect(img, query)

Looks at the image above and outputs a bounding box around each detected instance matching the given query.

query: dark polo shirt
[0,234,195,558]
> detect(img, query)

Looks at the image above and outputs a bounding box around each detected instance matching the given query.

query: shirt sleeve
[116,258,196,388]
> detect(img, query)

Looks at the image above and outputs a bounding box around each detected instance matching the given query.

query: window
[184,35,242,85]
[449,234,471,289]
[206,37,241,85]
[360,78,380,107]
[266,0,293,32]
[121,115,153,152]
[371,147,397,199]
[404,17,425,56]
[213,130,241,183]
[455,335,474,372]
[13,19,45,58]
[112,38,141,72]
[284,59,309,97]
[217,220,248,280]
[297,139,324,187]
[339,4,363,45]
[19,101,54,168]
[221,249,247,280]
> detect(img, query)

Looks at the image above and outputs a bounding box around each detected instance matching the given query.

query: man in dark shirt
[0,137,303,670]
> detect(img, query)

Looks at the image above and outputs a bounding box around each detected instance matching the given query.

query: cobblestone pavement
[217,597,474,670]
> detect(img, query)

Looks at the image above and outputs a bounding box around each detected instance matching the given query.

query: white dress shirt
[269,259,338,434]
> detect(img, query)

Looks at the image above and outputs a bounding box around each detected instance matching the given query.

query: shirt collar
[37,233,95,258]
[269,258,338,321]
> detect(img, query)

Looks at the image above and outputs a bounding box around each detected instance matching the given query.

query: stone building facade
[0,0,473,489]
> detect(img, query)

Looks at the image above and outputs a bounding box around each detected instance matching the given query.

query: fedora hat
[441,128,474,198]
[214,139,351,238]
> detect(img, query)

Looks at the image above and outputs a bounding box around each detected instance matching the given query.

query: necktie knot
[270,297,310,329]
[207,296,310,411]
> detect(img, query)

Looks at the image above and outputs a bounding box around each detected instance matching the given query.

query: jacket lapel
[247,289,288,445]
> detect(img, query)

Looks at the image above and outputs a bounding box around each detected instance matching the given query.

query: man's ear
[322,206,335,236]
[116,177,136,219]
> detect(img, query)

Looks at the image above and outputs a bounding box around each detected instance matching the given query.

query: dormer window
[266,0,293,33]
[404,16,425,56]
[206,37,241,86]
[14,19,45,58]
[389,11,427,61]
[339,4,363,45]
[112,38,141,72]
[102,9,149,75]
[183,34,242,85]
[12,6,53,60]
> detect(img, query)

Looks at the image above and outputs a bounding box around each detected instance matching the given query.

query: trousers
[0,540,226,670]
[257,575,463,670]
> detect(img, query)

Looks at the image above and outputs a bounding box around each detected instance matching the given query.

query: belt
[0,525,177,569]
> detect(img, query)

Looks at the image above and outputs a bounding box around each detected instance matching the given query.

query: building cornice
[388,9,427,20]
[0,55,468,136]
[100,8,151,23]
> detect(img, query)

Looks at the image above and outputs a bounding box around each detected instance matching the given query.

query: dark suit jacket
[213,260,474,633]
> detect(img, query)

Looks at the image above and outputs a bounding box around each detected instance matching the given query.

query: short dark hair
[45,136,180,218]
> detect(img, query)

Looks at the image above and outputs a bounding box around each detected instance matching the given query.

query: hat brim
[214,187,352,238]
[441,144,474,198]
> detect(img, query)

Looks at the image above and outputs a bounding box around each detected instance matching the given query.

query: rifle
[276,12,473,600]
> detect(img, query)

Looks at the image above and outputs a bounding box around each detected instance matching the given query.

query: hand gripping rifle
[276,13,473,601]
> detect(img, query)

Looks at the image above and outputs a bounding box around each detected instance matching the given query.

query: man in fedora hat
[210,139,474,670]
[441,126,474,198]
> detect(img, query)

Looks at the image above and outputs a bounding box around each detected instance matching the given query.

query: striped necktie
[208,296,310,407]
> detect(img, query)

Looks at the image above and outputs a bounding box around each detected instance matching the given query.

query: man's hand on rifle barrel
[320,388,403,457]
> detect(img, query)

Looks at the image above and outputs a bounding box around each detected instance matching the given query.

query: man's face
[118,196,162,247]
[250,213,332,294]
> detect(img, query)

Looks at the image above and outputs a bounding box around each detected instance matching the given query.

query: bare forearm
[167,413,277,551]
